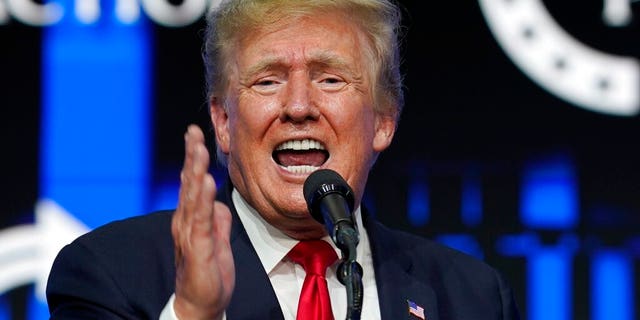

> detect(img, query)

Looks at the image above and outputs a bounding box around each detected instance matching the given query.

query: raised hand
[171,124,235,319]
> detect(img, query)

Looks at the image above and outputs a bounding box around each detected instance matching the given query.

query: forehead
[234,14,372,72]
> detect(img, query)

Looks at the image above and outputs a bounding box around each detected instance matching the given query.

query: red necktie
[288,240,339,320]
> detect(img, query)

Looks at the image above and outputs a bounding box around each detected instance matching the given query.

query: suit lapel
[219,183,285,320]
[218,183,438,320]
[364,212,440,320]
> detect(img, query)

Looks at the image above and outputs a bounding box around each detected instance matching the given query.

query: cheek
[335,111,377,160]
[329,95,375,125]
[350,107,377,138]
[230,100,280,143]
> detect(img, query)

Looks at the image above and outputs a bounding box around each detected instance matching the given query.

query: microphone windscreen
[303,169,355,222]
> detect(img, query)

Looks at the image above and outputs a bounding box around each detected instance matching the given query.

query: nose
[280,75,320,123]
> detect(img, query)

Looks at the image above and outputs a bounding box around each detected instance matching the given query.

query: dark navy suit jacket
[47,185,520,319]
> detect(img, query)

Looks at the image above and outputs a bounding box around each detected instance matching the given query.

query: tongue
[276,150,327,167]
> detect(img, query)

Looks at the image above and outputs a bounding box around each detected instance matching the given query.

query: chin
[285,226,328,241]
[277,199,309,217]
[276,212,327,240]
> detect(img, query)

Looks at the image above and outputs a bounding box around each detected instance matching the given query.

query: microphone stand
[334,223,363,320]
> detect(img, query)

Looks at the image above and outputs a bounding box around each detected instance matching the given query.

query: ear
[210,97,230,154]
[372,114,396,152]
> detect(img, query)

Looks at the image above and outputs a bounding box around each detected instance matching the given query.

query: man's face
[211,13,396,239]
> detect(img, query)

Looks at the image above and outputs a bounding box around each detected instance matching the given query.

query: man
[47,0,520,319]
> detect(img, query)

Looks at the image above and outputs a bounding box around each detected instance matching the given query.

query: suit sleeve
[46,242,136,319]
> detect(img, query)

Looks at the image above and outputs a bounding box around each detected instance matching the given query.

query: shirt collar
[231,188,366,274]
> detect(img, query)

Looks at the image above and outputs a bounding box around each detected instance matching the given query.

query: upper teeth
[276,139,325,151]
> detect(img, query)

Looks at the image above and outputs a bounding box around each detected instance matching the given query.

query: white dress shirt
[160,188,381,320]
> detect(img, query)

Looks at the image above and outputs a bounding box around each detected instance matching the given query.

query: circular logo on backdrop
[478,0,640,116]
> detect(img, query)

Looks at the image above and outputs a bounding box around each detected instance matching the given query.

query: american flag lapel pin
[407,299,425,319]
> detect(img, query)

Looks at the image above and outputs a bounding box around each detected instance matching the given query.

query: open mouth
[272,139,329,174]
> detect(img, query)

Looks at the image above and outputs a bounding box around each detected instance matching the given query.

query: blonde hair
[203,0,404,120]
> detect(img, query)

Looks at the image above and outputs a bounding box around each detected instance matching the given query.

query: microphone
[304,169,363,320]
[303,168,356,244]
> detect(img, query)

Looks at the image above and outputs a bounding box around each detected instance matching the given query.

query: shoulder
[73,210,174,248]
[47,210,176,318]
[53,209,176,272]
[368,218,492,275]
[59,210,176,277]
[367,218,520,318]
[370,218,504,288]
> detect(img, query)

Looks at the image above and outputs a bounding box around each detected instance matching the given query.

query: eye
[321,77,342,84]
[252,77,281,94]
[317,75,347,91]
[255,79,277,86]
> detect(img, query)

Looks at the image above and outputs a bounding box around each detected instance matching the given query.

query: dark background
[1,1,639,319]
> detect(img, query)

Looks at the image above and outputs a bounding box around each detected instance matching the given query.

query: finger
[182,143,211,225]
[176,126,201,219]
[180,141,210,228]
[212,201,232,244]
[183,125,205,172]
[174,125,210,255]
[173,172,213,278]
[191,173,217,239]
[179,125,206,198]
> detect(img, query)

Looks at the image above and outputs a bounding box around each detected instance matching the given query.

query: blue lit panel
[37,3,152,318]
[407,179,429,227]
[520,155,578,229]
[495,232,540,257]
[436,234,484,259]
[528,249,571,320]
[27,287,49,320]
[591,251,633,320]
[0,294,8,320]
[40,2,151,229]
[150,182,180,212]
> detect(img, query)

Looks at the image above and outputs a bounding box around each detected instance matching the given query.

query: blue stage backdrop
[0,1,638,319]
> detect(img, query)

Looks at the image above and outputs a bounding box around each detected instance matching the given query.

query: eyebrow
[240,50,359,82]
[308,51,355,73]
